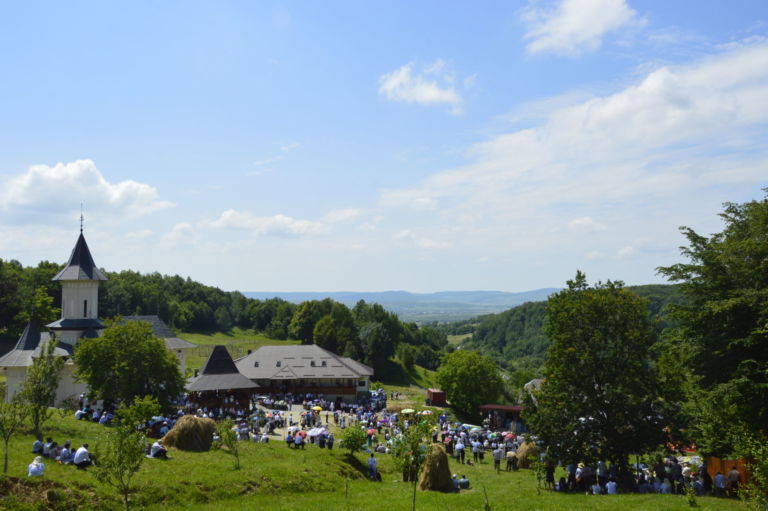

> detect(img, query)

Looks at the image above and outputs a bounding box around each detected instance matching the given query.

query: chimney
[247,349,252,355]
[194,369,199,377]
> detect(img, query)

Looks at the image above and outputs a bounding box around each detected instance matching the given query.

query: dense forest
[461,284,685,373]
[0,261,449,376]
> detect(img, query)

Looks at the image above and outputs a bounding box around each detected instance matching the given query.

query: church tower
[47,227,108,346]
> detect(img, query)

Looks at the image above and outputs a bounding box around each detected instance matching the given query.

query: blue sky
[1,0,766,292]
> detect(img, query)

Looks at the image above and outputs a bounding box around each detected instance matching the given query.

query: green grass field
[180,329,299,374]
[0,415,747,510]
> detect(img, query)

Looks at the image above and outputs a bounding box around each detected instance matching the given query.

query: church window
[83,300,88,318]
[276,361,281,367]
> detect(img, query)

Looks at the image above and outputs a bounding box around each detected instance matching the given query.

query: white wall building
[0,230,194,404]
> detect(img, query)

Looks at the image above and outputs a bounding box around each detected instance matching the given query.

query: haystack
[418,444,454,492]
[515,441,539,469]
[162,415,216,452]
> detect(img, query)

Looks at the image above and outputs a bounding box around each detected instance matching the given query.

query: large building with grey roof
[235,344,373,402]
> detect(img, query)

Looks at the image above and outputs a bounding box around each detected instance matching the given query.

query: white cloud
[523,0,637,56]
[0,159,172,221]
[618,245,637,259]
[568,216,607,233]
[378,42,768,271]
[378,60,463,114]
[321,208,362,224]
[207,209,328,237]
[161,223,199,248]
[395,229,452,250]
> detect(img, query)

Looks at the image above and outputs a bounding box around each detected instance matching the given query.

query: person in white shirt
[367,453,378,480]
[73,443,92,469]
[150,439,168,459]
[606,479,618,494]
[28,456,45,477]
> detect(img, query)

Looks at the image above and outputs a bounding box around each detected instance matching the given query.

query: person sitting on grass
[150,439,168,459]
[42,437,55,458]
[57,441,73,464]
[28,456,45,477]
[606,478,618,494]
[591,480,602,495]
[32,434,43,455]
[451,474,459,492]
[73,443,93,470]
[458,475,470,490]
[555,477,568,492]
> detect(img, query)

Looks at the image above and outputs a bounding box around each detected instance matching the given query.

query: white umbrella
[287,425,300,433]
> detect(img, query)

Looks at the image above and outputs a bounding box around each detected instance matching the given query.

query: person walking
[368,453,378,481]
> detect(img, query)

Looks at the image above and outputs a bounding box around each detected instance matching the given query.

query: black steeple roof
[52,233,108,281]
[201,345,240,375]
[14,321,42,351]
[187,345,259,392]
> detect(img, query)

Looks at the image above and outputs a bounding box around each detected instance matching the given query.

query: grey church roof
[187,345,259,392]
[121,316,196,350]
[52,233,108,281]
[0,321,69,368]
[47,318,104,330]
[235,344,373,381]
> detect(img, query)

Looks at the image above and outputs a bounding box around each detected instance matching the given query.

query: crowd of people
[28,434,94,475]
[24,390,749,503]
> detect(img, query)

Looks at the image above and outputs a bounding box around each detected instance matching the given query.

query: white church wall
[55,363,87,406]
[4,366,26,403]
[61,281,100,319]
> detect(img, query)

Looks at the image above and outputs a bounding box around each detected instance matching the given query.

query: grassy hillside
[1,414,745,510]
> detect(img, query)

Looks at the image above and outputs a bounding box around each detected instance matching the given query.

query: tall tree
[657,193,768,455]
[0,399,29,474]
[526,272,663,484]
[75,319,185,410]
[436,349,503,419]
[19,335,64,436]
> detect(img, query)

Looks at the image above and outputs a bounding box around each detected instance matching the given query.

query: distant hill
[462,283,685,373]
[242,289,561,323]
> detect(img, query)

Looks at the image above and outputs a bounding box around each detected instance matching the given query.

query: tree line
[461,283,685,374]
[0,266,449,377]
[523,192,768,500]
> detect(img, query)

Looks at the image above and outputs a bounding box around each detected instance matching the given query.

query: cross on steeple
[80,203,84,233]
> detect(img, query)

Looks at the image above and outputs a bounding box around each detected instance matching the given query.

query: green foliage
[436,350,503,419]
[657,193,768,455]
[0,259,61,337]
[75,319,185,411]
[340,426,367,455]
[0,399,29,473]
[117,396,161,431]
[526,272,664,473]
[216,418,240,470]
[19,335,64,436]
[464,284,684,373]
[95,424,148,511]
[390,420,433,482]
[16,286,60,327]
[738,432,768,510]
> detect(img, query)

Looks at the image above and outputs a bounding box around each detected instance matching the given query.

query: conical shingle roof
[52,233,108,281]
[187,345,259,392]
